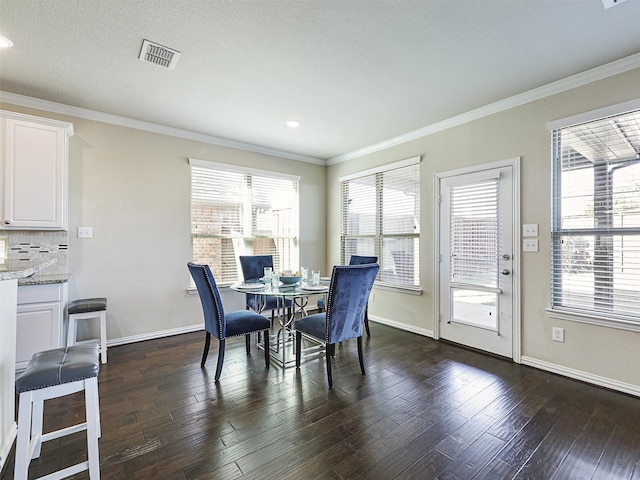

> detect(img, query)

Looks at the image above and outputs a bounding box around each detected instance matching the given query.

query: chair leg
[263,329,270,368]
[364,307,371,337]
[215,339,226,381]
[201,332,211,367]
[295,331,302,367]
[357,336,366,375]
[326,343,333,389]
[245,333,251,354]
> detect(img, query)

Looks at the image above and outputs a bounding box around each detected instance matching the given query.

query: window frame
[339,156,421,291]
[189,158,300,287]
[547,101,640,332]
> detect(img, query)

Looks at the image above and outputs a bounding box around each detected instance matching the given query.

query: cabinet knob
[3,220,10,225]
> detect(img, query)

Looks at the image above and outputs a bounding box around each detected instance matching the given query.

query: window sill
[374,282,423,296]
[188,284,235,295]
[546,307,640,333]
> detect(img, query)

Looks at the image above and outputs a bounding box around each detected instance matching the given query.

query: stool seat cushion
[16,344,100,393]
[68,297,107,314]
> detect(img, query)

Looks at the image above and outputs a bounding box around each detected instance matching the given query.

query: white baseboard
[521,356,640,398]
[107,324,203,348]
[0,422,17,474]
[368,315,434,338]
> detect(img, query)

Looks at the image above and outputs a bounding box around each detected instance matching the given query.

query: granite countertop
[0,258,60,281]
[18,273,70,286]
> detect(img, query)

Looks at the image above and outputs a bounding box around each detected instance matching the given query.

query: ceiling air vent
[601,0,628,8]
[138,39,181,70]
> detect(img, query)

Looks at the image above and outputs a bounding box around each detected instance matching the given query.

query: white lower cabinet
[16,283,67,371]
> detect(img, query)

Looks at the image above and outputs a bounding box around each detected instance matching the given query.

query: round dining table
[230,280,329,367]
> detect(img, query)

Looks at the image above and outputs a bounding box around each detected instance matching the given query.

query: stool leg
[14,392,33,480]
[99,310,107,363]
[67,315,77,347]
[85,377,101,479]
[31,396,45,458]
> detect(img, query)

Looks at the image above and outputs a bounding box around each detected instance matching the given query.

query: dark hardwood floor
[3,322,640,480]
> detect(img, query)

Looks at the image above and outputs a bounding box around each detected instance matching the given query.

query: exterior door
[437,161,517,358]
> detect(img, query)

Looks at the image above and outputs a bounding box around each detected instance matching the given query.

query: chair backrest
[187,262,225,339]
[326,264,379,344]
[239,255,274,282]
[349,255,378,266]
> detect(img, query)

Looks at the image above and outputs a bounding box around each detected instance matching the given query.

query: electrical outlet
[552,327,564,342]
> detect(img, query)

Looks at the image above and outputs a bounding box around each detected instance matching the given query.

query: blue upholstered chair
[295,263,379,388]
[188,262,270,381]
[239,255,292,322]
[317,255,378,336]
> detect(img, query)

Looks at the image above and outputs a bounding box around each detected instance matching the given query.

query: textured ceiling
[0,0,639,161]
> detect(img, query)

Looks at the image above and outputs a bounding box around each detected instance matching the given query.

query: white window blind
[551,108,640,322]
[450,179,500,289]
[341,160,420,288]
[190,161,299,285]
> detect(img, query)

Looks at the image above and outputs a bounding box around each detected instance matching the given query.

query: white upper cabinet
[1,110,74,230]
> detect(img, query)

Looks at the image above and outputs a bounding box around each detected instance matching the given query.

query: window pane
[381,237,419,285]
[343,176,377,236]
[343,238,375,264]
[449,179,499,289]
[560,164,594,230]
[341,161,421,288]
[551,108,640,322]
[553,233,640,317]
[381,166,420,235]
[191,237,238,282]
[451,288,498,331]
[613,163,640,225]
[191,164,298,284]
[192,168,244,236]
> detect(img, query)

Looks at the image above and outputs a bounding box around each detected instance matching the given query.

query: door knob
[502,268,511,276]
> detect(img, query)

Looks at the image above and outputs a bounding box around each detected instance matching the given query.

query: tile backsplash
[5,230,68,275]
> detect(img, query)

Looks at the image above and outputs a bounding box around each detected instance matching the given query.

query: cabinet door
[15,302,62,370]
[2,116,69,229]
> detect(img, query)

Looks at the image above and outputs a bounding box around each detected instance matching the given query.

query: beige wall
[326,67,640,391]
[0,103,326,342]
[2,66,639,393]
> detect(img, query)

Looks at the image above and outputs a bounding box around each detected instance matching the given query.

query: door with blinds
[438,164,515,358]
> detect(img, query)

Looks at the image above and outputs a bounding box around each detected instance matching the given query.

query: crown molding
[328,52,640,165]
[3,51,639,168]
[0,91,326,166]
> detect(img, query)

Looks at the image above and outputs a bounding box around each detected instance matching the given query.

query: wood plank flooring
[3,322,640,479]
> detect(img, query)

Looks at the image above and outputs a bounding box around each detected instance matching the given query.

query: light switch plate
[523,224,539,237]
[523,239,538,252]
[77,226,93,239]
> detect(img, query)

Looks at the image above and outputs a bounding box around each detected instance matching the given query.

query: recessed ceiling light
[0,35,14,48]
[286,119,300,128]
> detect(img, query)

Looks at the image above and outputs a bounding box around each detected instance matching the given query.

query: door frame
[433,157,522,363]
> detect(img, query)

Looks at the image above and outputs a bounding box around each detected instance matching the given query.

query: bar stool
[14,344,101,480]
[67,297,108,364]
